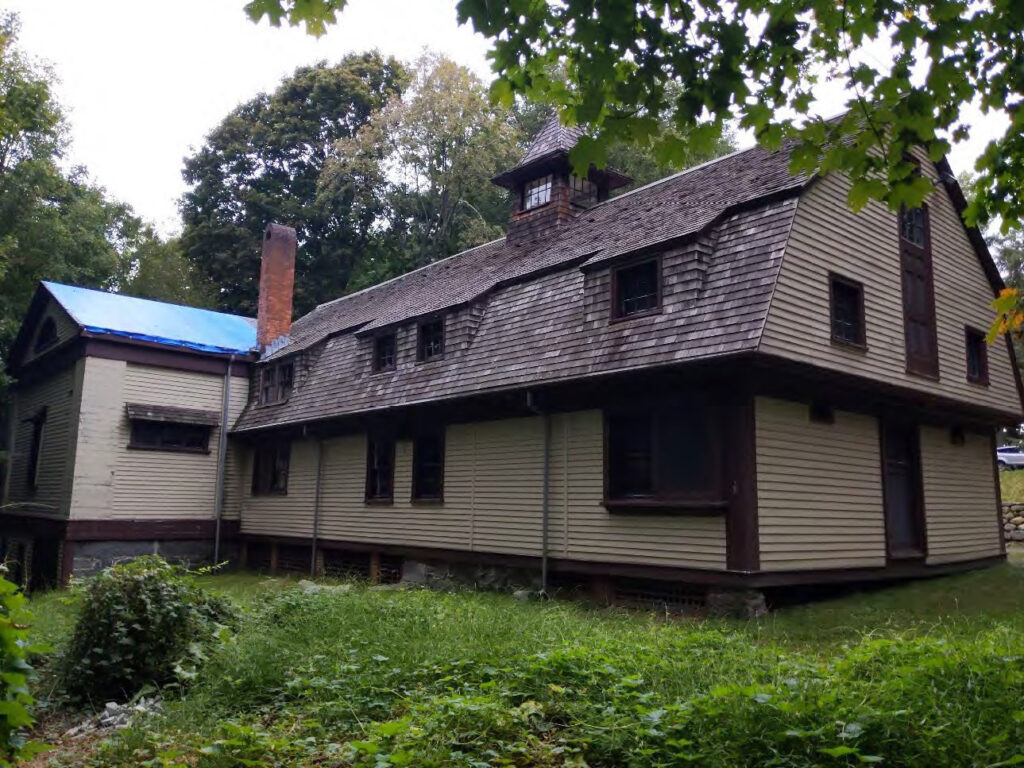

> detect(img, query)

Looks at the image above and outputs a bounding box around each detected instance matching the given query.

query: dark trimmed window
[374,333,397,371]
[129,421,210,453]
[829,274,866,347]
[613,259,660,318]
[412,430,445,501]
[251,441,290,495]
[522,175,552,210]
[33,318,57,353]
[259,361,294,405]
[605,398,723,510]
[899,205,938,377]
[570,174,597,207]
[965,327,989,385]
[417,319,444,362]
[26,408,46,491]
[365,437,395,502]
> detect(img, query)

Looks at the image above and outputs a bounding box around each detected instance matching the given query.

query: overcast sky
[3,0,1006,238]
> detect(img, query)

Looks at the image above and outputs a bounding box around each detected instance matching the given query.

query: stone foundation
[70,539,236,578]
[1001,503,1024,542]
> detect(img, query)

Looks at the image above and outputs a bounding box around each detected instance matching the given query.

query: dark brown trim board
[726,392,759,571]
[991,430,1007,557]
[66,519,239,542]
[878,418,928,564]
[83,338,253,377]
[239,532,1003,589]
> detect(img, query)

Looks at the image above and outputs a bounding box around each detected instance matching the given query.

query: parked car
[996,445,1024,469]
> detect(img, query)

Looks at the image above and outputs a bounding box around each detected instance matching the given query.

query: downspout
[310,436,323,577]
[213,354,235,564]
[526,391,551,597]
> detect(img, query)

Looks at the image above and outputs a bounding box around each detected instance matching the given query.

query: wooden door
[882,422,926,560]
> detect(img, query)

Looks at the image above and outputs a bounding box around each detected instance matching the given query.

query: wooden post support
[369,551,381,584]
[269,542,279,575]
[238,541,249,570]
[590,574,613,605]
[314,548,325,578]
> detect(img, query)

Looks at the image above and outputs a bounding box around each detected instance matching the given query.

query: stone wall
[1001,503,1024,542]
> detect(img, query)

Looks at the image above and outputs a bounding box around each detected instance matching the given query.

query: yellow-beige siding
[755,397,887,570]
[239,411,727,570]
[4,360,84,515]
[69,358,247,520]
[919,426,1001,564]
[760,162,1020,415]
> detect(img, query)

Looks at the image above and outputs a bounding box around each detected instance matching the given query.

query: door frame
[878,418,928,563]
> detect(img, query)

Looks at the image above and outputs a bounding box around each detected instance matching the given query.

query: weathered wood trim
[84,338,253,377]
[239,532,1003,587]
[992,430,1007,557]
[726,391,759,571]
[878,418,928,564]
[65,519,240,542]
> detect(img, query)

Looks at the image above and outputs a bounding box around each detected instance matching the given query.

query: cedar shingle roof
[234,142,809,432]
[517,114,586,168]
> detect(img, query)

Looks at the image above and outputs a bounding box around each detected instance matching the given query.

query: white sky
[3,0,1006,237]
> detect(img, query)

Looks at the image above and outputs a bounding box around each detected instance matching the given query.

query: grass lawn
[24,558,1024,767]
[1000,467,1024,501]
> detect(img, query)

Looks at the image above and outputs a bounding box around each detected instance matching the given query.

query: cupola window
[522,175,552,210]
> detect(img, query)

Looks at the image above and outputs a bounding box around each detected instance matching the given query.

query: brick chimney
[256,223,296,350]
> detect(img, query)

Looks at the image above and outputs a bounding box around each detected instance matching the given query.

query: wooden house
[1,280,257,588]
[3,117,1019,607]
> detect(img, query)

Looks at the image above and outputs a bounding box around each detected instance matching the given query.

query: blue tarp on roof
[44,281,257,355]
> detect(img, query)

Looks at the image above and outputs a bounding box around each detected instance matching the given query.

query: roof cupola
[493,114,631,245]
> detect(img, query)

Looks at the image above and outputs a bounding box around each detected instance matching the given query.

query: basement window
[829,273,866,347]
[252,441,290,495]
[365,437,395,502]
[604,397,724,512]
[613,259,660,318]
[522,175,552,210]
[965,327,989,385]
[373,333,397,372]
[417,318,445,362]
[412,429,445,502]
[259,361,294,405]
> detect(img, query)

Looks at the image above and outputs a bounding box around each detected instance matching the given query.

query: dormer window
[373,333,396,372]
[259,360,294,405]
[418,318,444,362]
[612,259,660,318]
[522,175,552,211]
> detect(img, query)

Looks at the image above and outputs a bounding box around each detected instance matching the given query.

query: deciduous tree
[180,53,404,316]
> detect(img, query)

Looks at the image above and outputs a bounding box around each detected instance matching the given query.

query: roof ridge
[309,235,508,314]
[587,142,763,208]
[42,280,254,321]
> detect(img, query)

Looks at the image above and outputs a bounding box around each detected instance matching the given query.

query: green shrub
[57,556,236,704]
[0,573,47,766]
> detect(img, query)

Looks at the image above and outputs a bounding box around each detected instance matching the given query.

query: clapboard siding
[5,361,83,514]
[549,410,726,568]
[70,359,244,520]
[240,438,319,538]
[240,411,728,570]
[920,426,1001,564]
[760,157,1020,415]
[756,397,887,570]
